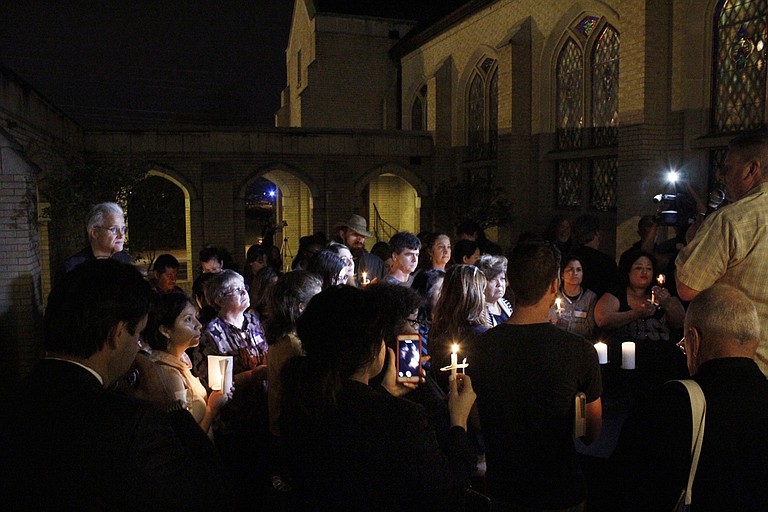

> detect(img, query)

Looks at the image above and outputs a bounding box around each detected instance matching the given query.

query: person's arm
[583,398,602,445]
[675,274,700,302]
[654,286,686,328]
[594,292,653,330]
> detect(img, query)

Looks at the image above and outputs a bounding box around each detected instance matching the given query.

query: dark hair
[411,268,445,322]
[618,249,657,290]
[544,215,571,243]
[307,250,346,289]
[45,259,152,358]
[283,286,380,419]
[192,272,216,308]
[508,240,561,307]
[573,215,600,246]
[145,292,193,351]
[152,253,179,274]
[389,231,421,254]
[199,246,222,264]
[264,271,322,345]
[249,266,278,317]
[246,244,268,264]
[366,282,424,349]
[370,241,391,262]
[456,219,481,239]
[452,239,479,264]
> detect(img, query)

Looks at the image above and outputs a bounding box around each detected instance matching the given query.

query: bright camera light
[666,170,679,184]
[268,190,276,198]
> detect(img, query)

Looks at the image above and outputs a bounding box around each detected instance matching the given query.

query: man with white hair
[610,284,768,510]
[60,202,132,277]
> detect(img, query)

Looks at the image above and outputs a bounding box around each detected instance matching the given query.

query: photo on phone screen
[397,334,421,383]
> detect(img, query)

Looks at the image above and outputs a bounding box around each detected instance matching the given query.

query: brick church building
[1,0,766,382]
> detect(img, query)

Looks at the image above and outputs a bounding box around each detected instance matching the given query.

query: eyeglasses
[676,336,686,355]
[222,286,247,297]
[95,225,128,235]
[406,318,421,330]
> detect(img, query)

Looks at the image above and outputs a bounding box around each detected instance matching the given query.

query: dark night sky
[0,1,295,129]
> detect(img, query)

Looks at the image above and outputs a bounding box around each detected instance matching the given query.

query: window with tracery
[554,16,619,211]
[467,57,498,160]
[411,84,427,130]
[712,0,768,133]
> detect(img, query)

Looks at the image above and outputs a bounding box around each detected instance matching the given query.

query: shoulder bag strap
[673,379,707,507]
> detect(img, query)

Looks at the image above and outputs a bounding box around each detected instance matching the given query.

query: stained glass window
[590,158,617,211]
[576,16,600,38]
[466,57,498,160]
[556,39,584,149]
[713,0,768,133]
[489,69,499,157]
[556,160,583,208]
[592,25,620,146]
[411,84,427,130]
[468,74,485,157]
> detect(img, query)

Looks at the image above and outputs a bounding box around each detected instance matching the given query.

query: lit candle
[621,341,636,370]
[451,344,458,380]
[362,272,370,285]
[555,297,562,315]
[594,342,608,364]
[207,355,233,398]
[657,274,666,286]
[461,357,467,375]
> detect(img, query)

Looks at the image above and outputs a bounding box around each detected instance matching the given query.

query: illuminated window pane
[576,16,600,38]
[590,158,617,211]
[557,39,584,149]
[713,0,768,132]
[592,25,620,146]
[557,160,583,208]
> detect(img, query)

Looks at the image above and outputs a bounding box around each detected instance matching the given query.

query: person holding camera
[279,285,477,511]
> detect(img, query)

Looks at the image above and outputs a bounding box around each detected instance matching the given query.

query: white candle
[207,355,233,394]
[621,341,636,370]
[594,342,608,364]
[362,272,369,285]
[450,344,458,380]
[555,297,562,315]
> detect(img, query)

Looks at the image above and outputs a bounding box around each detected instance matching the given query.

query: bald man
[609,284,768,511]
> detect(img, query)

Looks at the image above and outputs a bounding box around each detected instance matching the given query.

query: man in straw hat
[336,214,385,286]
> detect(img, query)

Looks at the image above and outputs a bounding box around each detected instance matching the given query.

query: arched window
[712,0,768,133]
[467,57,498,160]
[554,16,619,211]
[411,84,427,130]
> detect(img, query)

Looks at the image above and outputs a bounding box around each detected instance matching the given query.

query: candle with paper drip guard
[594,341,608,364]
[361,272,370,286]
[555,297,563,315]
[207,355,233,401]
[621,342,636,369]
[440,343,468,380]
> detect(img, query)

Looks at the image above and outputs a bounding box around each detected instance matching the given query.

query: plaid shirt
[676,182,768,374]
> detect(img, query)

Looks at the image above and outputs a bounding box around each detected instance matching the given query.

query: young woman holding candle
[145,292,230,436]
[429,264,489,390]
[279,285,477,510]
[555,255,598,339]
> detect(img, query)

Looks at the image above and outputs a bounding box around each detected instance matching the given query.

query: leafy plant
[433,172,514,231]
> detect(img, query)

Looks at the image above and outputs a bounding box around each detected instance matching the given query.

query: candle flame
[451,344,459,354]
[657,274,665,285]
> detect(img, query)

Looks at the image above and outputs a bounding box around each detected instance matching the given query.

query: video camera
[652,171,696,227]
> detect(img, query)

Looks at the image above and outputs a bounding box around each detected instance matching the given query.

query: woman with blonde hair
[429,264,488,388]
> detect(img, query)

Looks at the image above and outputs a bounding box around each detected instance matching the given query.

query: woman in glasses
[192,269,269,488]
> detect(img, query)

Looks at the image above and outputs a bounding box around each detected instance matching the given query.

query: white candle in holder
[207,355,233,399]
[621,342,636,370]
[450,344,458,380]
[594,342,608,364]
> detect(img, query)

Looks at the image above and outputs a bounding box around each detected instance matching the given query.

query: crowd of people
[4,131,768,511]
